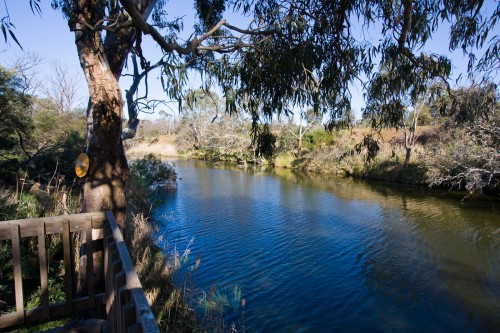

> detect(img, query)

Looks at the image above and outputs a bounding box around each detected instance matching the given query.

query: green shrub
[16,194,42,219]
[277,130,297,152]
[303,129,335,149]
[129,154,177,189]
[0,190,16,220]
[26,277,66,309]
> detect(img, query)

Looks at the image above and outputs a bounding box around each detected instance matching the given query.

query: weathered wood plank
[0,212,107,240]
[122,302,135,332]
[11,224,24,325]
[109,258,122,333]
[115,272,126,333]
[86,218,95,307]
[62,219,73,311]
[37,221,49,319]
[104,229,111,314]
[106,211,160,333]
[0,293,106,329]
[0,312,18,329]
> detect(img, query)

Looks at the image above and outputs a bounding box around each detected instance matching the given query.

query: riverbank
[125,125,499,198]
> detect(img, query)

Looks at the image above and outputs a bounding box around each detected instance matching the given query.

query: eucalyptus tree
[210,0,498,121]
[288,108,322,153]
[3,0,496,226]
[0,66,33,161]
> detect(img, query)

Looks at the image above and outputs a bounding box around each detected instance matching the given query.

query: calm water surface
[153,160,500,332]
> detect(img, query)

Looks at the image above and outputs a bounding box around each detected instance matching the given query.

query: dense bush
[129,153,177,189]
[302,129,336,150]
[277,129,297,152]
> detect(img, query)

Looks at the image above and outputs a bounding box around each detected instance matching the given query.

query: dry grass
[127,142,180,158]
[126,135,182,158]
[125,206,198,331]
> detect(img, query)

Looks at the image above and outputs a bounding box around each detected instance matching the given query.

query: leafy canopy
[0,66,33,153]
[17,0,500,130]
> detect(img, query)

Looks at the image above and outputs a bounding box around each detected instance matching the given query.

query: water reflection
[154,160,500,332]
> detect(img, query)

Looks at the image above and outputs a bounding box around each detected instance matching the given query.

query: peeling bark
[72,0,148,295]
[75,33,128,295]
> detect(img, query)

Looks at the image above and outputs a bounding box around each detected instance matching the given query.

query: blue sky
[1,0,498,121]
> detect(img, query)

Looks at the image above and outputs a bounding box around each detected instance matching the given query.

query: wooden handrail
[104,211,160,333]
[0,212,159,332]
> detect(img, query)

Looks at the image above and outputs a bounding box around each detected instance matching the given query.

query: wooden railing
[0,211,159,333]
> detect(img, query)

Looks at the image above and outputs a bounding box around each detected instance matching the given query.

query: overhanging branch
[119,0,276,55]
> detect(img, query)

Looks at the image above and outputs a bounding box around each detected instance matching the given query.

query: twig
[47,160,59,195]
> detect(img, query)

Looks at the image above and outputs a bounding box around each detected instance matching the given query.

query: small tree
[288,108,322,153]
[0,66,33,163]
[400,94,435,167]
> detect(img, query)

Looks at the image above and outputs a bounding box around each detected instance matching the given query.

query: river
[152,160,499,332]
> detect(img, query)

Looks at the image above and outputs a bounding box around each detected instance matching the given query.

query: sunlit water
[152,160,500,332]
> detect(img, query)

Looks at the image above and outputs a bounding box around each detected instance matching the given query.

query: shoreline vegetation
[124,83,498,201]
[125,122,499,200]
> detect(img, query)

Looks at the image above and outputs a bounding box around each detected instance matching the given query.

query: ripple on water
[153,161,500,332]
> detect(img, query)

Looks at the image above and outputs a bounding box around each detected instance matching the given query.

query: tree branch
[16,129,31,160]
[120,0,276,55]
[398,0,413,50]
[223,22,277,36]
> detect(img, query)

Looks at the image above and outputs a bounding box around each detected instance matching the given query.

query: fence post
[37,222,49,319]
[11,224,24,325]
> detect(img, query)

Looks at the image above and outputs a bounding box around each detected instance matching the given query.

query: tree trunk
[298,122,303,154]
[403,147,412,168]
[73,7,129,295]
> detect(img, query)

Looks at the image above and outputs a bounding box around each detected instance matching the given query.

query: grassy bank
[125,154,198,332]
[128,122,498,197]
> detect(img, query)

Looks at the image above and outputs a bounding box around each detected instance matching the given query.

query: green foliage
[0,239,13,313]
[29,105,85,174]
[195,284,245,331]
[0,189,16,220]
[195,0,225,33]
[303,129,335,150]
[0,66,33,153]
[302,108,322,127]
[363,50,452,129]
[26,277,66,309]
[203,0,498,131]
[197,285,242,314]
[4,318,69,333]
[129,154,177,190]
[435,82,497,125]
[416,105,433,126]
[254,124,276,159]
[354,135,380,164]
[15,194,42,219]
[277,129,297,152]
[0,64,85,185]
[274,153,295,168]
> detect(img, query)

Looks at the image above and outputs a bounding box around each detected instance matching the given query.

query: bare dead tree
[41,62,86,113]
[10,51,44,95]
